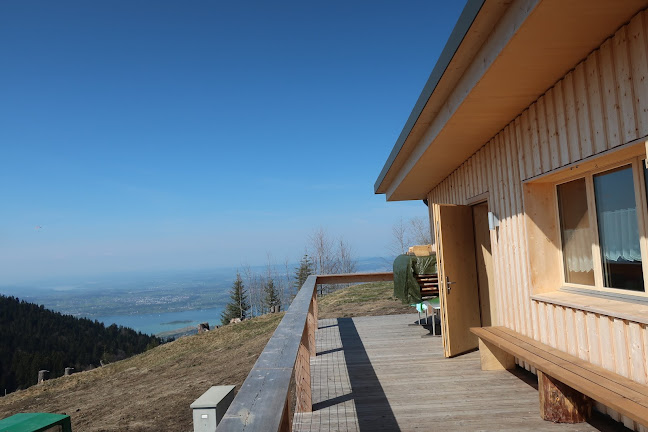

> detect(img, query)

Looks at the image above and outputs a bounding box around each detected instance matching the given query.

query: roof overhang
[375,0,648,201]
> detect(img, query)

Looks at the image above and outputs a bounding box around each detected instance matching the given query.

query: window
[557,178,595,285]
[594,166,643,290]
[556,157,648,295]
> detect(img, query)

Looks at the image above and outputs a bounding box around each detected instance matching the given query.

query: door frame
[433,203,482,357]
[470,197,497,327]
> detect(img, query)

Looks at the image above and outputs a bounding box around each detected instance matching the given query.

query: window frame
[553,156,648,298]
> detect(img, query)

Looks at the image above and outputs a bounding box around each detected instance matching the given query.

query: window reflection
[558,178,595,285]
[594,165,643,291]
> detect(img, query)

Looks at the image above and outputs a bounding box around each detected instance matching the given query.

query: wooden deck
[293,314,630,432]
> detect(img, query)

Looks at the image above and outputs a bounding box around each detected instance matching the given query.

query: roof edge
[374,0,486,195]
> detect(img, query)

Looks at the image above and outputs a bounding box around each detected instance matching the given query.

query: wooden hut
[376,0,648,428]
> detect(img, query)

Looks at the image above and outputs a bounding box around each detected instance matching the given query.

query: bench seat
[471,326,648,426]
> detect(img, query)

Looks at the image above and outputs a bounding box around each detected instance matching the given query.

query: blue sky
[0,1,467,283]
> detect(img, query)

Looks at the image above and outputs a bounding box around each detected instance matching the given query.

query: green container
[0,413,72,432]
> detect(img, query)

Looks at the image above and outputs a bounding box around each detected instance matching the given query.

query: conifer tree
[293,253,314,292]
[221,273,250,325]
[263,277,281,312]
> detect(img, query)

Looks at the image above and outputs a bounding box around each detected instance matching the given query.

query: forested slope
[0,313,283,432]
[0,295,159,393]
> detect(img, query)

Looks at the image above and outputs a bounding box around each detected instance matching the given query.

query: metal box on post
[190,385,236,432]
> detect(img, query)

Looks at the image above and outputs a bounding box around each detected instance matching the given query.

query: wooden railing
[216,272,394,432]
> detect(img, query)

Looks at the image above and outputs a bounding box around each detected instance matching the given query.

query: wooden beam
[279,397,292,432]
[216,275,318,431]
[478,338,516,371]
[472,326,648,425]
[217,272,396,432]
[315,272,393,285]
[295,325,312,413]
[538,370,593,423]
[307,294,316,357]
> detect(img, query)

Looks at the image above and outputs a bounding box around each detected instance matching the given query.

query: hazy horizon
[0,254,394,287]
[0,1,465,284]
[0,255,395,335]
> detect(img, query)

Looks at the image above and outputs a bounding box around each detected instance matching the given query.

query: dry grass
[318,281,412,319]
[0,282,413,431]
[0,313,283,432]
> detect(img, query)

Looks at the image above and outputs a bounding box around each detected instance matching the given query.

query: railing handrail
[216,272,394,431]
[314,272,393,285]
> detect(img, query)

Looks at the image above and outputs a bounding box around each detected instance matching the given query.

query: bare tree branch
[337,238,357,274]
[389,217,409,256]
[409,216,432,245]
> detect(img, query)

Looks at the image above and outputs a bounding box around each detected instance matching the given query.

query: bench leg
[478,339,516,371]
[538,370,592,423]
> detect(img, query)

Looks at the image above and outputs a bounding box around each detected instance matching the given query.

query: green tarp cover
[393,254,437,304]
[414,255,436,275]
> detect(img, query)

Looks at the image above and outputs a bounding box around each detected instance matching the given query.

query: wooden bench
[471,326,648,426]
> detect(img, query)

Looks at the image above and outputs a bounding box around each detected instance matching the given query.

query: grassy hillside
[0,282,412,431]
[0,313,283,432]
[318,281,412,318]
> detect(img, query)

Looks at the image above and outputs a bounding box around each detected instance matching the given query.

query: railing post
[307,290,317,357]
[279,396,293,432]
[295,325,312,413]
[294,286,317,417]
[217,273,392,432]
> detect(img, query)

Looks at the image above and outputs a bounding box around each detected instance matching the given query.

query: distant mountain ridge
[0,295,160,393]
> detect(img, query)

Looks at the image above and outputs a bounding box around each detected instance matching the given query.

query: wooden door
[433,204,481,357]
[472,202,495,326]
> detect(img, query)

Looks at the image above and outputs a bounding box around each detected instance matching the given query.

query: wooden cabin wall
[427,9,648,430]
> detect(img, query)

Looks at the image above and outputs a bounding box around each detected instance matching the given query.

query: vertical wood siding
[427,10,648,430]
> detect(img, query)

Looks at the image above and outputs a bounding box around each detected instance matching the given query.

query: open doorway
[433,200,495,357]
[471,202,495,327]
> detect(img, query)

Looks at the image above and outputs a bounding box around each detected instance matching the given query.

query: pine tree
[263,277,281,312]
[293,253,314,292]
[221,273,250,325]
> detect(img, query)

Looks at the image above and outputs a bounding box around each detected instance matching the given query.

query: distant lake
[94,306,224,336]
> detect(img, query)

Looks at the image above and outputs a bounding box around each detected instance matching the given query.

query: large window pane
[558,178,595,285]
[594,165,643,291]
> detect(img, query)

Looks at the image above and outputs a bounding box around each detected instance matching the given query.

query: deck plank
[293,314,630,432]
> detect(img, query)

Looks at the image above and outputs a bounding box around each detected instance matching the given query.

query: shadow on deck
[293,314,630,432]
